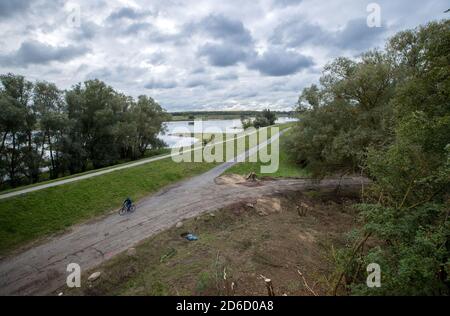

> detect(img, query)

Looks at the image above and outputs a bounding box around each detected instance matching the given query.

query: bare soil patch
[62,188,360,296]
[214,174,247,185]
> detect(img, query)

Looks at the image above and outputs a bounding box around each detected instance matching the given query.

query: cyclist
[123,197,133,212]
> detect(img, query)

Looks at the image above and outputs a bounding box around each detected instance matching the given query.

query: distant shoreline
[168,111,296,121]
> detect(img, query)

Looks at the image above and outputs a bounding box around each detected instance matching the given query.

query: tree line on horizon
[289,19,449,294]
[170,110,295,116]
[0,76,169,188]
[241,109,277,129]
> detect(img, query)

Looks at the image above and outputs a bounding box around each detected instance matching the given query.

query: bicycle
[119,202,136,215]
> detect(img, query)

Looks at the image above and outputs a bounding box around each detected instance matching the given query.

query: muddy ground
[62,187,361,296]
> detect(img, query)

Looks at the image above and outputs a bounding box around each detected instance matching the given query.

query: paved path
[0,131,368,295]
[0,153,174,200]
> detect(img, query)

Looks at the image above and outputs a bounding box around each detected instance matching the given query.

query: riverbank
[0,118,297,193]
[169,111,296,121]
[0,126,287,254]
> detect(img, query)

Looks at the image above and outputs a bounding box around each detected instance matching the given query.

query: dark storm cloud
[0,40,89,67]
[86,65,148,83]
[271,17,386,51]
[0,0,31,17]
[241,91,259,98]
[271,20,330,47]
[215,73,238,81]
[193,15,255,67]
[144,79,177,89]
[148,28,187,45]
[198,43,249,67]
[271,0,303,8]
[185,78,210,88]
[191,66,206,74]
[247,47,314,76]
[107,7,153,22]
[105,7,161,38]
[110,19,185,44]
[226,89,258,98]
[0,0,445,111]
[86,67,112,80]
[104,6,165,40]
[192,14,253,45]
[123,22,152,35]
[148,51,166,65]
[72,21,100,41]
[334,18,386,50]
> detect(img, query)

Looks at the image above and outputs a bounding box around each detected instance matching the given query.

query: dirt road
[0,131,368,295]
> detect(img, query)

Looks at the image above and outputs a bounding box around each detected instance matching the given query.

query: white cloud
[0,0,447,111]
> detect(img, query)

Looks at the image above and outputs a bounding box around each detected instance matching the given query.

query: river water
[1,117,297,181]
[158,117,298,148]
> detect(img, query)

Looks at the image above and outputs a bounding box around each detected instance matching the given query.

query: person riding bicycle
[123,197,133,212]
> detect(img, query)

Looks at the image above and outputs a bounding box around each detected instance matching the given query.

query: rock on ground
[127,248,137,256]
[88,271,101,282]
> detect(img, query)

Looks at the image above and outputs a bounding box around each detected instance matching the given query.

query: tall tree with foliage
[289,20,449,294]
[289,51,395,175]
[0,74,35,185]
[347,20,450,295]
[33,81,68,179]
[65,80,122,169]
[133,95,169,157]
[242,109,277,129]
[0,76,169,188]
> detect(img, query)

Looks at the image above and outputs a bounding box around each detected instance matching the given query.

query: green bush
[291,20,450,295]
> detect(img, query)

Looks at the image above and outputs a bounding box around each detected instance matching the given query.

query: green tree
[133,95,169,157]
[347,20,450,295]
[290,19,450,295]
[0,94,27,186]
[0,73,35,185]
[252,109,277,129]
[288,51,395,176]
[0,75,170,187]
[65,79,122,169]
[33,81,68,178]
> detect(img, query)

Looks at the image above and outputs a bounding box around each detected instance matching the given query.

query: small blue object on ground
[185,233,198,241]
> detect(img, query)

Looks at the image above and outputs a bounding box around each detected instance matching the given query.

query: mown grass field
[0,126,287,254]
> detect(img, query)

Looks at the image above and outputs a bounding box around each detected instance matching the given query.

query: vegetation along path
[0,130,368,295]
[0,125,275,201]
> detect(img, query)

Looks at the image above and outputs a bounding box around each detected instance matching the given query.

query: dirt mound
[214,174,247,185]
[64,189,359,296]
[246,197,282,216]
[214,173,264,187]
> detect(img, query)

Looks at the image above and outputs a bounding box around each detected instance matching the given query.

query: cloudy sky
[0,0,447,111]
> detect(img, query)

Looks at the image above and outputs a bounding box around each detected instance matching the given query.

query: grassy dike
[0,160,215,255]
[0,126,288,254]
[0,148,171,196]
[225,127,309,178]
